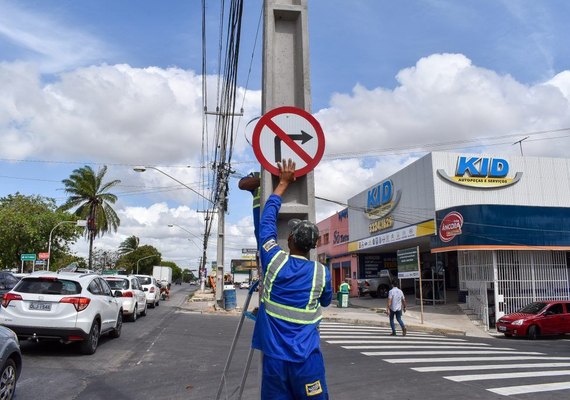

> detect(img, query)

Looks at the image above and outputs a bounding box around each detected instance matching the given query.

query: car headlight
[512,319,525,326]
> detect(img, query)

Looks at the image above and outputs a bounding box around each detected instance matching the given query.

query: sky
[1,0,570,272]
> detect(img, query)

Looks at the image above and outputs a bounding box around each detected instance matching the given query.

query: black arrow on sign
[274,130,313,162]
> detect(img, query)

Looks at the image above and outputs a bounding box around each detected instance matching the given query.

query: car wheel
[109,312,122,339]
[0,358,17,400]
[149,301,155,309]
[156,300,159,307]
[80,320,100,355]
[141,303,147,317]
[129,306,137,322]
[528,325,539,340]
[377,285,390,298]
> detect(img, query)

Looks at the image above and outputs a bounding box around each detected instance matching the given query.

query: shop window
[322,233,329,245]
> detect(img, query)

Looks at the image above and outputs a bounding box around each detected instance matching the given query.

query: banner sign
[397,247,419,279]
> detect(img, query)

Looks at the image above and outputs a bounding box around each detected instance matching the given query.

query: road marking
[446,369,570,382]
[327,340,483,345]
[363,350,543,356]
[320,334,445,339]
[343,345,505,350]
[488,382,570,396]
[385,356,567,363]
[413,362,570,372]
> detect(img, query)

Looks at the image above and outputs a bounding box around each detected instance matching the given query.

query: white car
[102,275,147,322]
[135,275,161,308]
[239,281,250,289]
[0,271,122,355]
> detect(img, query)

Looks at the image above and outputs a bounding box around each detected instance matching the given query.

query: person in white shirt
[385,280,407,336]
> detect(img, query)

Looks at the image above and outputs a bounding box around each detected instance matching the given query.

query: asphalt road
[15,285,570,399]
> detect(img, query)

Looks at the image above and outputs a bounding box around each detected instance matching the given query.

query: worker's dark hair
[391,279,399,288]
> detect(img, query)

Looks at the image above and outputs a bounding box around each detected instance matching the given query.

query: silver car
[103,275,147,322]
[135,275,161,308]
[0,326,22,400]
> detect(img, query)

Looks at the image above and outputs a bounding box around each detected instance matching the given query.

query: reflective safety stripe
[265,299,323,324]
[307,263,325,310]
[253,187,260,208]
[262,251,325,325]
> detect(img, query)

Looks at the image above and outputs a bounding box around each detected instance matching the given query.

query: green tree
[115,245,161,275]
[0,194,81,270]
[59,165,121,269]
[118,235,140,255]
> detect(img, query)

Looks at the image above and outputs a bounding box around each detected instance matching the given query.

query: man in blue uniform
[252,159,332,399]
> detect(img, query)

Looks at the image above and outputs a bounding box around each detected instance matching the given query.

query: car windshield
[104,279,129,290]
[15,277,81,295]
[137,276,152,285]
[518,302,547,314]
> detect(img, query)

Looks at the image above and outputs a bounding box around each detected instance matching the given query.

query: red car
[496,300,570,339]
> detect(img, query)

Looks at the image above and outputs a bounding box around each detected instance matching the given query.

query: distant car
[239,281,250,290]
[0,272,122,355]
[496,300,570,339]
[0,272,20,297]
[103,275,147,322]
[0,326,22,400]
[135,275,161,308]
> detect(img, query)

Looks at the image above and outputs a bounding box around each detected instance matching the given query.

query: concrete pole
[261,0,315,251]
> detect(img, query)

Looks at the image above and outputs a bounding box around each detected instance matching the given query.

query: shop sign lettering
[365,179,401,232]
[437,156,522,189]
[439,211,464,242]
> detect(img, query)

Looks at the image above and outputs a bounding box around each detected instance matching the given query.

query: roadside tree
[59,165,121,269]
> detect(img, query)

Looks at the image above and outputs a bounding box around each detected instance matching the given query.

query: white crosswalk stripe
[320,322,570,396]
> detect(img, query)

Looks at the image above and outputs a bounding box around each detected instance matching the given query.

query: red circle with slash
[252,106,325,177]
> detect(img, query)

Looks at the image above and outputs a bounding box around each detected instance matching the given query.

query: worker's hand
[277,158,296,185]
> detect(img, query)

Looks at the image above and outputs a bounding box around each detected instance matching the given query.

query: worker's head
[287,219,319,255]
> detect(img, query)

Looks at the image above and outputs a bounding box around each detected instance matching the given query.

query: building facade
[344,152,570,329]
[316,209,358,296]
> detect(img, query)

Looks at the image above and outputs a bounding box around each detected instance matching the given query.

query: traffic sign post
[20,254,36,261]
[253,106,325,177]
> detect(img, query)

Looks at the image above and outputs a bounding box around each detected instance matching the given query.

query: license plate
[29,302,51,311]
[498,326,506,332]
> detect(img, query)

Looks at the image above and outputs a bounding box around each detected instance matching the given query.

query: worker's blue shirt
[252,194,332,362]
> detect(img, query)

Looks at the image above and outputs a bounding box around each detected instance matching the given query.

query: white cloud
[6,53,570,272]
[0,2,109,73]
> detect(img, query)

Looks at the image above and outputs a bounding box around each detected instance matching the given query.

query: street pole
[47,220,87,271]
[136,255,157,275]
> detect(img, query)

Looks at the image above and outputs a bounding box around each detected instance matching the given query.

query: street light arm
[135,166,214,204]
[136,254,159,275]
[47,220,87,272]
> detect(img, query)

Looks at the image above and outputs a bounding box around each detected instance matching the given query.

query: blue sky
[1,0,570,268]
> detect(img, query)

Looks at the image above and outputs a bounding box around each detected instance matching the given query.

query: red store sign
[439,211,464,243]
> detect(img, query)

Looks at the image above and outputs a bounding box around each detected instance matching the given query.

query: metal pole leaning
[215,280,260,400]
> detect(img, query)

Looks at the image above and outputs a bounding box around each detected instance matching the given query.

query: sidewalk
[180,288,495,339]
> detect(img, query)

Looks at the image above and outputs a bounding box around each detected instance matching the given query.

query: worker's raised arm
[273,159,296,197]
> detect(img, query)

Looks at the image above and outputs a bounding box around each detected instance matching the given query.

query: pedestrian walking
[252,158,333,399]
[386,280,407,336]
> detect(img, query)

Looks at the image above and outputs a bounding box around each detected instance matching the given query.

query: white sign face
[355,226,418,251]
[252,106,325,177]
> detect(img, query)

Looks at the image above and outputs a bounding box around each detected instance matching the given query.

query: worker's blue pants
[262,351,329,399]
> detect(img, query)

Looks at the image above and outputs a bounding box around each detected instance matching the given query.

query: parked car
[0,272,20,297]
[358,270,414,298]
[103,275,147,322]
[496,300,570,339]
[0,326,22,400]
[135,274,161,308]
[0,271,122,354]
[239,281,250,290]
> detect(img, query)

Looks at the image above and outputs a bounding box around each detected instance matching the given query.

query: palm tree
[119,235,140,255]
[59,165,121,269]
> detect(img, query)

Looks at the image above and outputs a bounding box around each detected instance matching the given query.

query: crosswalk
[320,322,570,397]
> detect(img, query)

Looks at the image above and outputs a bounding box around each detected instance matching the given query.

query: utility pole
[261,0,315,251]
[513,136,529,156]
